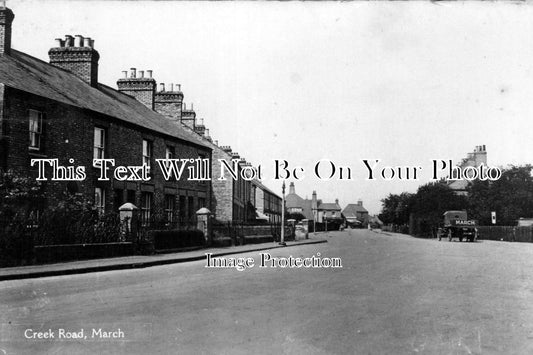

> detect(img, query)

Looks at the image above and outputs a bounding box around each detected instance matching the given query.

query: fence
[0,210,130,267]
[476,226,533,243]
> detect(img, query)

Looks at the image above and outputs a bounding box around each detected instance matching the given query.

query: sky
[6,0,533,214]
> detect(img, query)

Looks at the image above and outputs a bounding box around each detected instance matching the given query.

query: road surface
[1,229,532,354]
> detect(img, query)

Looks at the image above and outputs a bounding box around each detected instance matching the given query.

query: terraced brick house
[0,6,212,224]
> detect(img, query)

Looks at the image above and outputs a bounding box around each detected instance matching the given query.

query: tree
[379,192,414,225]
[380,182,467,236]
[410,182,468,236]
[468,165,533,225]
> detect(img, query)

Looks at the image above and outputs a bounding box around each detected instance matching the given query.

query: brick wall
[2,87,211,219]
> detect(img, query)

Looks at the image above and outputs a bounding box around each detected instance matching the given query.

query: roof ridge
[1,50,210,149]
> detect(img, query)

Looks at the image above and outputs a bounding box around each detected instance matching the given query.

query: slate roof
[285,191,315,219]
[252,179,281,200]
[342,204,369,217]
[0,49,209,149]
[318,202,341,211]
[285,192,306,209]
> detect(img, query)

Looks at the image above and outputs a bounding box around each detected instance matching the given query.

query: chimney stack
[180,102,196,130]
[205,128,212,142]
[312,191,318,211]
[154,81,184,123]
[0,6,14,55]
[289,182,295,195]
[117,67,156,109]
[194,118,205,136]
[49,34,100,87]
[221,146,232,154]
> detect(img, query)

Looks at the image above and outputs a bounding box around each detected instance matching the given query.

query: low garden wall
[148,229,206,251]
[34,242,135,264]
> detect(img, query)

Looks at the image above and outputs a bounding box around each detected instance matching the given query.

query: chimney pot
[65,35,74,47]
[183,103,187,110]
[170,83,174,92]
[122,70,127,78]
[199,118,204,125]
[130,68,136,78]
[55,38,64,47]
[160,83,165,92]
[206,129,210,136]
[146,70,152,78]
[177,84,181,91]
[83,37,92,47]
[139,70,144,78]
[191,103,194,110]
[74,35,83,47]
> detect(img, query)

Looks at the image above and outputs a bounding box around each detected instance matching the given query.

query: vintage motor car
[437,210,478,242]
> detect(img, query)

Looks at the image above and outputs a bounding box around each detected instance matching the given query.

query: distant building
[316,197,342,223]
[285,182,341,223]
[252,179,282,223]
[342,201,369,226]
[285,182,313,219]
[368,215,384,228]
[517,218,533,227]
[448,145,487,195]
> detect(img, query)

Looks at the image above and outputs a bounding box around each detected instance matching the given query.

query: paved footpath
[0,237,327,281]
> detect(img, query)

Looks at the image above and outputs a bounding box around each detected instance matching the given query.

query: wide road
[1,230,533,354]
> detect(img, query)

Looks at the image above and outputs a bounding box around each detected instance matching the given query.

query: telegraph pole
[279,180,286,246]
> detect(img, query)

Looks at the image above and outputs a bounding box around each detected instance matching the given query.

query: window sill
[28,150,47,158]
